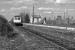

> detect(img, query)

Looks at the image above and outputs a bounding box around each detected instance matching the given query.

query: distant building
[43,17,46,24]
[40,17,46,24]
[56,16,62,20]
[30,15,41,23]
[56,15,62,24]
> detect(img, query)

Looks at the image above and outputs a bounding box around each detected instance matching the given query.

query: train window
[15,17,18,20]
[18,17,20,20]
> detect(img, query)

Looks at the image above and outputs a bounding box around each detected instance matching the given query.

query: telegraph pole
[64,8,70,29]
[66,9,70,25]
[32,4,34,23]
[64,8,67,29]
[64,8,67,20]
[64,10,65,20]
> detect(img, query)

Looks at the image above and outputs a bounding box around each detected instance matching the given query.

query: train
[12,15,23,26]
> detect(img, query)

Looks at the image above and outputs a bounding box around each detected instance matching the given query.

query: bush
[0,15,15,38]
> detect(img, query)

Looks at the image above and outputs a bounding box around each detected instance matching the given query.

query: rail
[18,26,75,50]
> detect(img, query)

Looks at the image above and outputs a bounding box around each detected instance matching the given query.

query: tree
[19,12,30,23]
[24,13,30,23]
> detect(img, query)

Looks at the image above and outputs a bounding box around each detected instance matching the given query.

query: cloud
[0,0,12,2]
[38,7,53,10]
[55,0,67,3]
[0,9,6,12]
[54,12,64,13]
[14,0,34,4]
[1,0,14,4]
[55,0,75,3]
[1,0,33,5]
[45,0,75,4]
[10,6,27,10]
[68,9,75,11]
[38,7,63,11]
[45,0,56,3]
[10,7,17,10]
[43,11,52,13]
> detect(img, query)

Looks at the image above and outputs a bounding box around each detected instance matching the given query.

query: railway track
[16,26,75,50]
[24,25,75,42]
[11,23,75,50]
[12,26,62,50]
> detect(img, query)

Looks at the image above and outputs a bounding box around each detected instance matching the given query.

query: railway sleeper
[19,27,75,50]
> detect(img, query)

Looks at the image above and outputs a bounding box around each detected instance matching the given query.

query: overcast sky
[0,0,75,20]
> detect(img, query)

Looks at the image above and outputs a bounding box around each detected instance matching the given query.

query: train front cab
[13,16,23,26]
